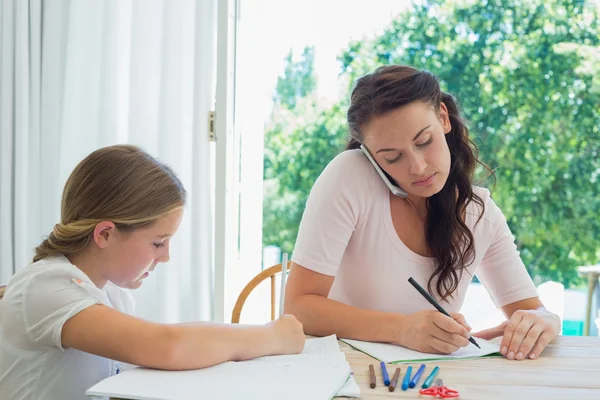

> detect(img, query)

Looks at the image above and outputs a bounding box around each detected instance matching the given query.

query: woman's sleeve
[475,196,540,308]
[291,151,372,276]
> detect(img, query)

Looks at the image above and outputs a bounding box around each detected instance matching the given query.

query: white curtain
[0,0,216,323]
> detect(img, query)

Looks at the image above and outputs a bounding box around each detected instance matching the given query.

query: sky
[238,0,412,109]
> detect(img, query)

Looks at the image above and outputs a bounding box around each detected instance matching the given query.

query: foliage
[263,0,600,286]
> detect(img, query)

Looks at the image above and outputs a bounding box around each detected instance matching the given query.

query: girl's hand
[267,314,306,355]
[396,310,472,354]
[473,308,560,360]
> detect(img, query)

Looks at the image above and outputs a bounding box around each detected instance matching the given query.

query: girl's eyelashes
[153,242,165,249]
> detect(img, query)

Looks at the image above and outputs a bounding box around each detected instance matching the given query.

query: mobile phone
[360,144,408,198]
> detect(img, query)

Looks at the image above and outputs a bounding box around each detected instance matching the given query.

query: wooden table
[338,336,600,400]
[109,336,600,400]
[578,264,600,335]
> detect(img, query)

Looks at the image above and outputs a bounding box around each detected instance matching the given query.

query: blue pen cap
[409,364,426,388]
[380,361,391,386]
[401,365,412,391]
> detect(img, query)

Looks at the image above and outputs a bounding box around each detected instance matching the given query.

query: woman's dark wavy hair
[346,65,494,302]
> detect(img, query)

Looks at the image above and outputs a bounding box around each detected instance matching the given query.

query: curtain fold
[0,0,215,322]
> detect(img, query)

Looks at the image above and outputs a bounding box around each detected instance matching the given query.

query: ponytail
[33,222,95,263]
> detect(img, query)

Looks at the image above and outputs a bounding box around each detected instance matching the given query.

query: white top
[0,255,135,400]
[292,149,538,313]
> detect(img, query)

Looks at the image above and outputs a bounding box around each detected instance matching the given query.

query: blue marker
[409,364,426,388]
[380,361,390,386]
[401,365,412,391]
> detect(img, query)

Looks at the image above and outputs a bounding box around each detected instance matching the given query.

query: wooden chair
[0,285,6,300]
[231,262,291,323]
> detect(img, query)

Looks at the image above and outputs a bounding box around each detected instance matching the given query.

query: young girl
[285,65,560,361]
[0,145,304,400]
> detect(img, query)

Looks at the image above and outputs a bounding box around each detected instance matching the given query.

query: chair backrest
[0,285,6,300]
[231,262,291,323]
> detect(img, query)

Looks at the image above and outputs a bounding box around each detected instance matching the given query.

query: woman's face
[362,101,452,199]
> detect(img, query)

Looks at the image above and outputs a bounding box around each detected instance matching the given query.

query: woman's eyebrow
[376,125,431,154]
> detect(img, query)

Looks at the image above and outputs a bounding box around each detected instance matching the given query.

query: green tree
[263,0,600,287]
[273,47,317,110]
[263,45,348,256]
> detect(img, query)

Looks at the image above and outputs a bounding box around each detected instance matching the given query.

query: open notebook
[87,335,357,400]
[302,335,360,398]
[340,337,501,364]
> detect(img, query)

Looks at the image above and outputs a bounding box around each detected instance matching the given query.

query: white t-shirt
[292,149,539,313]
[0,255,135,400]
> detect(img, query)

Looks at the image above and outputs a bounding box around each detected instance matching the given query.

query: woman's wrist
[533,307,561,333]
[381,312,408,345]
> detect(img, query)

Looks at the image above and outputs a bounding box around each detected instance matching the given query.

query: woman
[285,65,560,361]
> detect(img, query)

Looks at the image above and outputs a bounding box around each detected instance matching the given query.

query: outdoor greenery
[263,0,600,287]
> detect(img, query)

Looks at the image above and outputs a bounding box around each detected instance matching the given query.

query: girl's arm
[285,263,472,355]
[61,306,305,370]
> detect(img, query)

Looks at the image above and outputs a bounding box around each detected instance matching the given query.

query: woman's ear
[439,102,451,134]
[93,221,116,249]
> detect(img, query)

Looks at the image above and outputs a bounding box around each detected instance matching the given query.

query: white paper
[340,337,500,364]
[302,334,341,354]
[336,374,361,398]
[86,335,356,400]
[304,335,360,398]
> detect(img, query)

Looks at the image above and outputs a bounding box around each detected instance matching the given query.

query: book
[340,337,501,364]
[86,335,356,400]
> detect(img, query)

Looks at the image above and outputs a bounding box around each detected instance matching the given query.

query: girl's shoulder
[6,255,103,305]
[11,255,88,284]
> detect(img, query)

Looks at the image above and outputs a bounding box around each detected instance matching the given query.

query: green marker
[421,366,440,389]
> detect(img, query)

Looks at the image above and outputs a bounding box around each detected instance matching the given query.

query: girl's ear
[439,102,451,134]
[93,221,116,249]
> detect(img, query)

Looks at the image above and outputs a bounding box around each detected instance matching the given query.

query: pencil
[389,368,401,392]
[369,364,376,388]
[279,253,288,317]
[408,277,480,349]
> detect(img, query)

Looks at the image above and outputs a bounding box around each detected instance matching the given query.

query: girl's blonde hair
[33,145,186,262]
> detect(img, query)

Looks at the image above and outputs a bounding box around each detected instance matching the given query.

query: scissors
[418,379,460,398]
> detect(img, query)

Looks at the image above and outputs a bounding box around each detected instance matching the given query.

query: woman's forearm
[285,293,404,343]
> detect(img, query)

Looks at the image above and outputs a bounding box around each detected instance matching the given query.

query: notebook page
[87,335,354,400]
[87,358,351,400]
[250,335,344,364]
[336,373,361,398]
[302,334,341,354]
[301,335,360,397]
[340,337,500,364]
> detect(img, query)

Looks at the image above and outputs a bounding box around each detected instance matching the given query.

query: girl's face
[100,208,183,289]
[362,101,452,200]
